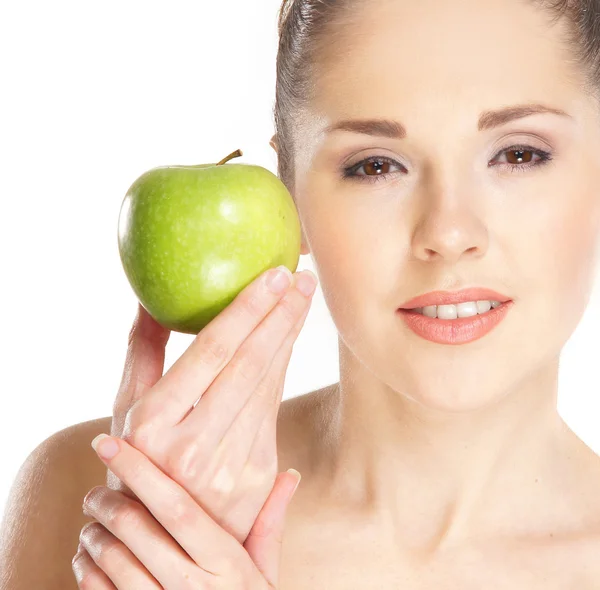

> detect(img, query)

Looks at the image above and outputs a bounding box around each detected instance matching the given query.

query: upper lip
[399,288,512,309]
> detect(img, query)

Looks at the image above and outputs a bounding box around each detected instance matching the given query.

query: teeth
[414,300,501,319]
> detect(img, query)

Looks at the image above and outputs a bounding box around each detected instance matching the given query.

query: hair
[272,0,600,194]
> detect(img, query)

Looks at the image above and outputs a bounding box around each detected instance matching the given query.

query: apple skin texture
[118,161,302,335]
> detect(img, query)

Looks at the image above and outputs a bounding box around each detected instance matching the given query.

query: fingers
[72,547,119,589]
[176,270,315,445]
[137,265,315,427]
[189,299,309,544]
[75,524,161,589]
[88,434,252,579]
[114,303,171,419]
[80,490,200,588]
[244,469,302,589]
[198,300,311,507]
[109,303,171,501]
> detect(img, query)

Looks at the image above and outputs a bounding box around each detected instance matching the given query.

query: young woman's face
[290,0,600,411]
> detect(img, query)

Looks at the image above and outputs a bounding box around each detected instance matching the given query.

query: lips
[399,288,512,310]
[397,300,513,344]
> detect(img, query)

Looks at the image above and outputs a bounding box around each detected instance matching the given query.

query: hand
[112,265,314,542]
[72,433,300,588]
[76,265,315,568]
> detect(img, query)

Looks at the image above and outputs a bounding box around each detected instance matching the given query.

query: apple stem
[216,149,243,166]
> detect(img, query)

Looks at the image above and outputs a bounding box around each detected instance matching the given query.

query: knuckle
[80,522,103,543]
[97,536,124,563]
[229,351,261,383]
[164,437,202,481]
[241,288,267,320]
[197,333,229,368]
[122,424,150,452]
[96,545,130,576]
[165,496,196,527]
[163,448,185,479]
[121,405,153,450]
[106,470,128,494]
[277,295,301,325]
[124,400,145,428]
[253,371,279,400]
[110,501,145,531]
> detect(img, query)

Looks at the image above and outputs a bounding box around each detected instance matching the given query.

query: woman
[3,0,600,587]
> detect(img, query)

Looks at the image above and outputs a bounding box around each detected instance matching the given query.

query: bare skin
[50,380,600,588]
[270,0,600,585]
[9,0,600,587]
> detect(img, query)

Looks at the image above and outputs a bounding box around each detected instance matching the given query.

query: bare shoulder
[0,416,112,590]
[275,382,338,473]
[0,386,334,590]
[555,430,600,586]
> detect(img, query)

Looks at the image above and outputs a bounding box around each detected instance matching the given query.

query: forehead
[305,0,584,140]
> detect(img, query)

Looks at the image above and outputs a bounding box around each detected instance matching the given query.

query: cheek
[524,185,600,326]
[303,199,391,332]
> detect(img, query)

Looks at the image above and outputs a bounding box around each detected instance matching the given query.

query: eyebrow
[323,103,572,138]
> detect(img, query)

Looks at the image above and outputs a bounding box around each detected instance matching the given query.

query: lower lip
[396,301,514,345]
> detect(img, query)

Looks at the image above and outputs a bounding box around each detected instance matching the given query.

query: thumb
[243,468,302,588]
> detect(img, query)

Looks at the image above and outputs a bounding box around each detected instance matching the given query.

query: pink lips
[397,300,514,345]
[397,286,514,345]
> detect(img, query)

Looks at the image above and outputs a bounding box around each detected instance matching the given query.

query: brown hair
[272,0,600,194]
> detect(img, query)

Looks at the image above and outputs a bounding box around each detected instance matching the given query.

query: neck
[312,343,578,556]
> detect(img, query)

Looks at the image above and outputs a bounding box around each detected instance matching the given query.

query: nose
[411,200,489,264]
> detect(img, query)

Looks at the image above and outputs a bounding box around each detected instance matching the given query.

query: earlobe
[300,231,310,256]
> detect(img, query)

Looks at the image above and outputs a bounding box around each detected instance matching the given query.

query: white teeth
[415,300,501,319]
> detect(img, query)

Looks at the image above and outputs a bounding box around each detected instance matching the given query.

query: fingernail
[91,433,120,460]
[286,468,302,495]
[266,265,292,294]
[295,270,318,297]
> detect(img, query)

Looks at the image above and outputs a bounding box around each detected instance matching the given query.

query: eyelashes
[341,145,554,184]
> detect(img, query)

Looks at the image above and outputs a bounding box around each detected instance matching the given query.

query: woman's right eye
[341,156,405,184]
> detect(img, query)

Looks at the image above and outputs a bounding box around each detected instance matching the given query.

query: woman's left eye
[341,145,554,184]
[489,145,554,174]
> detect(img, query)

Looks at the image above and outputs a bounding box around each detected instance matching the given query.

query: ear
[297,209,310,256]
[300,237,310,256]
[269,133,278,153]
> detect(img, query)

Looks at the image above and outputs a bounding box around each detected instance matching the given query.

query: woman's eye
[341,145,553,184]
[341,156,404,184]
[491,145,553,172]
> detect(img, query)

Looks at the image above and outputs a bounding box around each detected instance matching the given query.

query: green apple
[117,149,302,335]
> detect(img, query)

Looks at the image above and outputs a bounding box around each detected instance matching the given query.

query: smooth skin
[4,0,600,587]
[263,0,600,586]
[72,266,318,587]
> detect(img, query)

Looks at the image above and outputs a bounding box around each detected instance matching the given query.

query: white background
[1,0,599,526]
